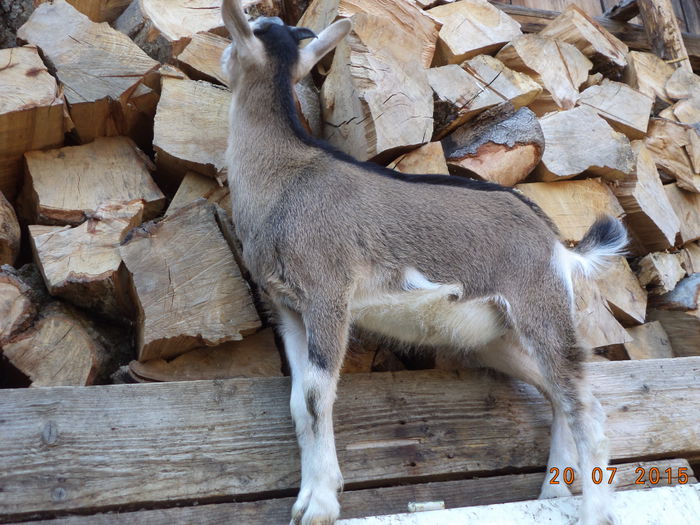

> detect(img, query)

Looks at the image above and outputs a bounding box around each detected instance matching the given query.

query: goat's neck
[226,75,312,241]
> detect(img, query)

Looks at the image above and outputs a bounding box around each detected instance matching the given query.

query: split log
[0,46,66,201]
[673,97,700,126]
[299,0,441,68]
[648,273,700,311]
[495,34,591,113]
[665,68,700,100]
[624,321,674,360]
[175,32,230,86]
[681,241,700,274]
[611,141,680,252]
[153,77,231,185]
[35,0,131,22]
[539,4,628,78]
[637,252,686,295]
[128,328,282,382]
[623,51,675,103]
[21,137,165,226]
[461,55,542,109]
[0,192,20,265]
[18,0,160,147]
[441,104,544,186]
[166,171,231,217]
[578,79,653,139]
[574,277,631,349]
[1,302,110,387]
[427,0,521,65]
[29,201,144,319]
[645,119,700,192]
[664,183,700,244]
[427,65,503,138]
[534,106,635,182]
[646,309,700,357]
[0,266,38,345]
[516,178,625,244]
[387,142,449,175]
[119,200,261,361]
[596,256,647,325]
[114,0,225,63]
[321,13,433,162]
[637,0,692,73]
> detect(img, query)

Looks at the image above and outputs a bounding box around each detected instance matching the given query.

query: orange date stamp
[548,466,690,485]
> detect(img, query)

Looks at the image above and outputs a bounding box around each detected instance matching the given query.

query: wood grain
[14,459,696,524]
[1,358,698,520]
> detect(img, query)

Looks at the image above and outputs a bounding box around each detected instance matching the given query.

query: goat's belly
[351,290,507,349]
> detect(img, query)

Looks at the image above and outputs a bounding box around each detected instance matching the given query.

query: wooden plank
[1,358,699,520]
[15,459,696,524]
[489,2,700,71]
[337,485,700,525]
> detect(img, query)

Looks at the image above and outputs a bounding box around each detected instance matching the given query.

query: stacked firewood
[1,0,699,388]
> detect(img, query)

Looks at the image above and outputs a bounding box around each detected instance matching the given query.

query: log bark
[495,34,591,113]
[119,200,261,361]
[664,183,700,244]
[153,78,231,184]
[596,256,647,326]
[129,328,282,382]
[611,141,681,252]
[624,321,674,360]
[534,106,635,182]
[387,142,449,175]
[603,0,639,22]
[637,252,686,295]
[18,0,160,147]
[114,0,225,63]
[29,201,144,319]
[427,0,521,65]
[299,0,441,68]
[637,0,692,73]
[516,178,625,244]
[0,191,20,265]
[442,104,544,186]
[578,79,653,139]
[0,46,66,201]
[321,13,433,162]
[20,136,165,226]
[539,4,628,79]
[645,119,700,192]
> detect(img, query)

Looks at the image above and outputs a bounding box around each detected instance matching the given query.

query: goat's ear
[222,0,253,42]
[293,19,352,82]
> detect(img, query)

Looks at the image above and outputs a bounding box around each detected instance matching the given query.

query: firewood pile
[1,0,699,388]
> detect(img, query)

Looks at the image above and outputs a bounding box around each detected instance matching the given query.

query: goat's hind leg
[278,305,348,525]
[522,325,616,525]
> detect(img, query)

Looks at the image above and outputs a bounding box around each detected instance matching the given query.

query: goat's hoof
[291,487,340,525]
[538,483,572,499]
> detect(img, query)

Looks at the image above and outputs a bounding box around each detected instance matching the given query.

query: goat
[220,1,624,523]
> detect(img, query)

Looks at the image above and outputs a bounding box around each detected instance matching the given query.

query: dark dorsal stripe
[252,23,559,234]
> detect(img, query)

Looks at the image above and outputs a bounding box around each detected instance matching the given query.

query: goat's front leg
[278,304,349,525]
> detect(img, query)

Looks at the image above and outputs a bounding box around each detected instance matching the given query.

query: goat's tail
[568,216,628,278]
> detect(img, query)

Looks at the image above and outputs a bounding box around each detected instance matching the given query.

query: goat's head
[220,0,351,90]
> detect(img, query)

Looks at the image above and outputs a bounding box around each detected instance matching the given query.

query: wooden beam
[15,459,696,524]
[604,0,639,22]
[637,0,693,72]
[489,2,700,72]
[1,358,699,521]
